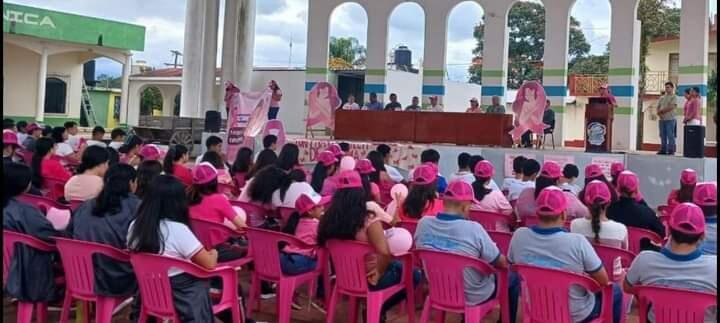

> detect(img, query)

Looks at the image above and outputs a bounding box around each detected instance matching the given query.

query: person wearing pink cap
[609,162,624,188]
[599,84,617,108]
[356,158,381,202]
[470,160,512,217]
[623,203,717,323]
[188,162,247,231]
[516,161,589,221]
[21,122,43,152]
[509,187,622,323]
[309,150,338,196]
[578,163,618,204]
[138,144,164,163]
[272,169,317,209]
[666,168,698,212]
[414,180,510,316]
[397,163,444,222]
[3,129,20,164]
[570,180,628,249]
[693,182,717,255]
[32,137,72,197]
[201,151,233,185]
[607,171,665,243]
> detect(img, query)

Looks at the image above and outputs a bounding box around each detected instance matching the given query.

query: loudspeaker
[204,111,221,132]
[683,125,705,158]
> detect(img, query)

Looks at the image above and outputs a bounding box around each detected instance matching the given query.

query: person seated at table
[465,97,482,113]
[341,94,360,110]
[384,93,402,111]
[427,95,444,112]
[363,92,383,111]
[405,96,421,111]
[485,96,506,114]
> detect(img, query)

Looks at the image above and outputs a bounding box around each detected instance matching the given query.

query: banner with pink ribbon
[509,81,548,141]
[225,81,273,162]
[306,82,341,129]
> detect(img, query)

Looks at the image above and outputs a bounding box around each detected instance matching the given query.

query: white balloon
[384,227,413,256]
[390,183,408,201]
[339,156,356,171]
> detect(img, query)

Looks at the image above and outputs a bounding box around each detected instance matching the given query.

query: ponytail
[589,200,606,243]
[282,211,302,235]
[31,137,54,188]
[93,164,136,216]
[163,145,189,175]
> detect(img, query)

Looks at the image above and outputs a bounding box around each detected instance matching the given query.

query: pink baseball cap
[26,123,41,133]
[295,193,331,214]
[693,182,717,206]
[680,169,698,185]
[585,164,604,179]
[583,180,612,205]
[535,187,568,216]
[617,171,639,193]
[540,161,562,179]
[327,144,343,158]
[474,160,495,178]
[3,130,18,146]
[412,164,438,185]
[192,162,218,185]
[610,162,625,177]
[355,159,376,175]
[139,144,163,161]
[317,151,337,167]
[442,180,478,203]
[668,203,705,235]
[336,170,363,189]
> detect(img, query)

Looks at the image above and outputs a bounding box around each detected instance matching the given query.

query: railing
[568,74,607,97]
[644,71,676,94]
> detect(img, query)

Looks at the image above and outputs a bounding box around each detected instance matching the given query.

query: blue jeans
[368,260,422,314]
[268,107,280,120]
[658,119,677,153]
[280,252,323,297]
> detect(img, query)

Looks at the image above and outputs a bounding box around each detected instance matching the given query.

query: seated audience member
[4,129,20,164]
[275,143,302,172]
[86,126,107,148]
[138,144,164,163]
[623,203,717,323]
[163,145,193,187]
[231,147,254,182]
[106,147,120,167]
[508,187,623,323]
[607,171,665,239]
[326,143,344,161]
[310,151,338,195]
[3,162,64,304]
[516,161,588,220]
[42,125,53,138]
[15,121,27,143]
[398,164,444,222]
[571,181,628,249]
[449,152,474,184]
[31,138,72,194]
[134,160,163,199]
[356,158,381,202]
[376,144,404,183]
[502,155,528,193]
[384,93,402,111]
[195,135,224,164]
[559,163,581,195]
[64,146,110,202]
[367,150,395,184]
[202,151,233,185]
[363,92,383,111]
[411,149,447,193]
[272,169,317,209]
[471,161,512,216]
[609,162,625,189]
[281,193,329,276]
[118,134,143,167]
[405,96,421,111]
[339,142,351,156]
[578,164,618,204]
[507,158,540,202]
[666,168,697,211]
[415,180,509,313]
[341,94,361,110]
[468,155,500,191]
[108,128,127,150]
[22,123,43,152]
[263,134,278,152]
[693,182,717,255]
[64,121,81,150]
[67,164,139,303]
[3,118,15,131]
[239,165,287,206]
[51,126,81,160]
[247,149,278,179]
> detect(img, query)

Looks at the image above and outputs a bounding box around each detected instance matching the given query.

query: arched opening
[448,1,485,84]
[568,0,610,78]
[139,86,163,116]
[44,77,67,114]
[81,57,124,127]
[328,2,368,106]
[386,2,425,108]
[506,1,546,90]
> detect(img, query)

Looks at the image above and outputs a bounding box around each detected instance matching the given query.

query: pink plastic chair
[129,252,243,323]
[325,239,416,323]
[16,193,72,213]
[487,231,513,256]
[627,227,663,255]
[69,200,84,211]
[229,200,270,228]
[245,228,328,323]
[3,230,56,323]
[468,210,513,232]
[16,149,33,165]
[592,244,637,323]
[277,207,296,228]
[513,263,614,323]
[635,285,716,323]
[44,176,69,202]
[189,218,253,269]
[54,238,131,323]
[414,249,509,323]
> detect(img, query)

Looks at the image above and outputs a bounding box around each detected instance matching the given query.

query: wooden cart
[131,116,226,153]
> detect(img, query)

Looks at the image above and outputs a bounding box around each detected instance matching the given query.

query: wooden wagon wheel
[170,130,193,152]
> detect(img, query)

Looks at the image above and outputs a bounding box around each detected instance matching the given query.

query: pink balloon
[384,228,413,256]
[230,206,247,229]
[339,156,356,171]
[390,184,408,201]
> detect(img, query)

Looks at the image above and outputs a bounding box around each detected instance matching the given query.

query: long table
[334,110,514,147]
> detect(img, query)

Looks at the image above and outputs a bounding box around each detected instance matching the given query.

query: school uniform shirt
[108,141,123,150]
[501,177,520,192]
[64,173,104,202]
[66,135,81,150]
[398,199,445,222]
[451,171,501,191]
[516,188,589,220]
[507,180,534,201]
[16,132,28,145]
[471,190,513,216]
[625,248,717,323]
[67,196,141,296]
[272,182,318,209]
[415,213,501,305]
[3,198,63,302]
[385,164,404,183]
[703,216,717,255]
[85,140,107,148]
[283,218,320,258]
[54,142,75,157]
[128,219,204,277]
[189,193,240,225]
[22,136,36,152]
[508,227,604,323]
[570,218,628,249]
[607,197,665,238]
[560,182,581,196]
[173,164,193,187]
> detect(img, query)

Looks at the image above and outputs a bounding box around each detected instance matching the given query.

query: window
[44,77,67,114]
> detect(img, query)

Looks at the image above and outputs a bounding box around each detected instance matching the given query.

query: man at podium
[599,84,617,110]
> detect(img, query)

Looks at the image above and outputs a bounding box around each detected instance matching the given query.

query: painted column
[199,0,220,115]
[221,0,241,110]
[180,0,205,117]
[120,53,132,125]
[608,0,641,151]
[421,3,451,108]
[304,0,332,102]
[480,2,512,107]
[363,6,390,103]
[235,0,256,91]
[542,0,574,147]
[35,46,48,122]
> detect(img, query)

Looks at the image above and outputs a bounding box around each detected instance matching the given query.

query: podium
[585,97,614,153]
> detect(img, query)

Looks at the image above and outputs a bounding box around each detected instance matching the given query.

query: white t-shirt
[272,182,318,208]
[86,140,107,148]
[128,219,203,277]
[385,164,404,183]
[502,177,521,192]
[450,171,500,191]
[108,141,123,150]
[66,135,81,150]
[342,102,360,110]
[560,182,581,196]
[570,218,628,249]
[507,180,535,201]
[16,132,28,146]
[55,142,75,157]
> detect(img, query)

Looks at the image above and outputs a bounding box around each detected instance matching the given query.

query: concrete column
[542,0,574,147]
[235,0,256,91]
[421,3,452,108]
[608,0,641,151]
[35,46,48,122]
[180,0,205,117]
[160,86,180,117]
[480,2,512,107]
[199,0,220,115]
[304,0,333,102]
[120,53,132,125]
[363,7,391,103]
[221,0,241,101]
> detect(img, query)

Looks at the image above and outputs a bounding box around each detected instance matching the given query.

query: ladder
[81,82,98,127]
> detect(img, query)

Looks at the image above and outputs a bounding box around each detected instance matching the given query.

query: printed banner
[509,81,548,141]
[306,82,341,129]
[543,155,576,168]
[262,120,287,147]
[591,156,624,179]
[290,138,426,171]
[224,81,273,162]
[504,153,536,177]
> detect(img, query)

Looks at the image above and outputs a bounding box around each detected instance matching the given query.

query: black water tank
[394,46,412,69]
[83,60,97,86]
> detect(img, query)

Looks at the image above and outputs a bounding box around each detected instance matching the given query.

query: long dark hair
[232,147,254,175]
[135,160,163,199]
[366,151,386,183]
[279,169,306,202]
[360,173,374,202]
[202,151,225,170]
[77,146,110,174]
[676,183,695,204]
[402,182,437,219]
[310,163,334,193]
[276,143,300,171]
[128,175,191,253]
[188,178,219,206]
[283,211,303,235]
[318,187,368,245]
[587,200,609,243]
[534,176,560,199]
[4,163,32,207]
[31,137,55,188]
[247,165,286,204]
[50,126,66,144]
[247,149,277,179]
[472,176,493,202]
[162,145,189,175]
[93,164,137,217]
[579,176,618,203]
[118,135,143,154]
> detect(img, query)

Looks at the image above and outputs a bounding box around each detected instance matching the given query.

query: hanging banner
[224,81,273,162]
[509,81,548,141]
[306,82,341,130]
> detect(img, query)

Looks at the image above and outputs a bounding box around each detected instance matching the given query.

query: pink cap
[610,162,625,177]
[680,169,698,185]
[540,161,562,179]
[295,193,331,214]
[693,182,717,206]
[26,123,41,133]
[535,187,568,216]
[139,144,163,161]
[355,159,375,175]
[3,130,18,146]
[617,171,639,193]
[669,203,705,235]
[336,170,363,189]
[473,160,495,178]
[327,144,343,158]
[583,180,612,205]
[317,151,337,167]
[585,164,604,179]
[192,162,218,184]
[412,164,438,185]
[442,180,478,203]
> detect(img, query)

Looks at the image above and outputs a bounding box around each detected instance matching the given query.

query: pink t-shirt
[283,218,319,258]
[398,199,444,222]
[64,174,104,202]
[516,187,589,220]
[320,175,339,196]
[471,190,513,215]
[370,182,381,202]
[173,164,193,187]
[189,193,238,224]
[217,169,233,185]
[684,98,701,123]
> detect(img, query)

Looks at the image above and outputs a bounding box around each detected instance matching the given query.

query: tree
[329,37,367,68]
[569,44,610,75]
[140,87,162,116]
[95,74,122,88]
[468,2,591,88]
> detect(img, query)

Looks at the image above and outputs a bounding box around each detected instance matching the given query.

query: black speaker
[204,111,221,132]
[683,125,705,158]
[83,60,96,86]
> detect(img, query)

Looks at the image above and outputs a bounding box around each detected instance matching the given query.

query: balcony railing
[644,71,677,94]
[568,72,678,96]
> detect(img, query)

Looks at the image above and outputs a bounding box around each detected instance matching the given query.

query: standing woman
[310,151,338,195]
[163,144,193,187]
[268,80,283,120]
[31,137,72,196]
[64,146,110,202]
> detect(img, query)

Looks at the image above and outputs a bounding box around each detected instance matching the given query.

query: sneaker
[260,292,276,300]
[656,151,667,155]
[310,301,327,314]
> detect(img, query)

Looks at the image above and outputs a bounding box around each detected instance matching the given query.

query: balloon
[390,183,408,201]
[230,206,247,229]
[384,228,413,256]
[339,156,356,171]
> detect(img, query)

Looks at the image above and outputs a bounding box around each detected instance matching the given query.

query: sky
[11,0,713,82]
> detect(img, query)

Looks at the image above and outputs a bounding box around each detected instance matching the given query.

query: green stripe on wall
[4,115,81,126]
[366,69,386,76]
[423,69,444,77]
[544,69,566,77]
[614,107,634,115]
[550,105,565,114]
[608,68,635,76]
[306,67,327,75]
[483,70,503,77]
[678,65,708,75]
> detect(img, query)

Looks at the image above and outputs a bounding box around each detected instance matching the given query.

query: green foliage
[140,87,162,116]
[95,74,121,88]
[637,0,681,92]
[708,70,717,105]
[329,37,367,67]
